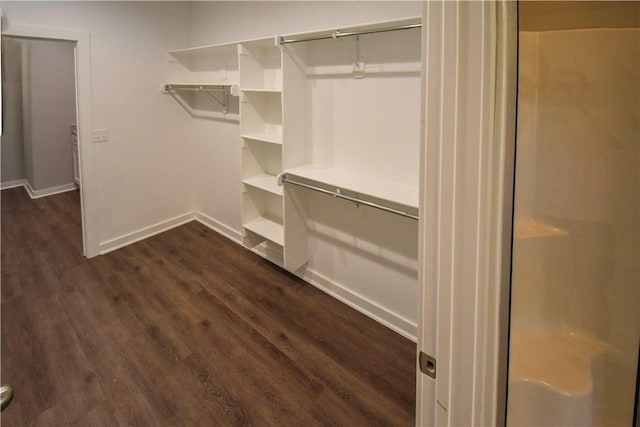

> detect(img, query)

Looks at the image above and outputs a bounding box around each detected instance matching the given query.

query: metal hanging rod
[278,22,421,45]
[164,84,231,93]
[279,174,419,221]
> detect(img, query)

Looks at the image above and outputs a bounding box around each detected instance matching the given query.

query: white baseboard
[1,179,26,190]
[193,211,242,244]
[24,181,78,199]
[98,209,417,341]
[300,268,417,341]
[99,211,197,255]
[1,180,78,198]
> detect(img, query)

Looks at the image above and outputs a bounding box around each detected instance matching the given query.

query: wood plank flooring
[0,187,416,426]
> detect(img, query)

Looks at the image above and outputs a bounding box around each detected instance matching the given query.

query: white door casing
[1,23,99,258]
[417,1,517,425]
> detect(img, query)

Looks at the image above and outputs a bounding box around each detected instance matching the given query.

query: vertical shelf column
[239,38,285,251]
[282,43,310,271]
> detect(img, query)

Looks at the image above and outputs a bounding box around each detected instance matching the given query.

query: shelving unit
[279,17,422,270]
[239,38,285,250]
[167,17,422,274]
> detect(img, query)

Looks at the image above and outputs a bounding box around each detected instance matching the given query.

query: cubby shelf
[242,174,282,195]
[243,217,284,246]
[285,165,419,210]
[240,132,282,145]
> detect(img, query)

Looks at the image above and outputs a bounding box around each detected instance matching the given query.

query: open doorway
[2,38,79,189]
[1,36,81,254]
[1,23,98,258]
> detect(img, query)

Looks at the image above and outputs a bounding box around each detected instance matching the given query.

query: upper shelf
[169,36,278,59]
[169,41,238,59]
[285,165,418,210]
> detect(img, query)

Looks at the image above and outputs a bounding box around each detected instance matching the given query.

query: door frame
[416,1,517,424]
[2,23,99,258]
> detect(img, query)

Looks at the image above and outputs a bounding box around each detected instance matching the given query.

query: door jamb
[2,24,99,258]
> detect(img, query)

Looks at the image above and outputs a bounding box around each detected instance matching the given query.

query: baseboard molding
[300,268,417,341]
[99,209,417,341]
[193,212,242,244]
[1,179,26,190]
[99,211,197,255]
[1,180,78,198]
[24,181,78,199]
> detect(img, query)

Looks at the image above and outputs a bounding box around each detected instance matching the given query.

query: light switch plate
[93,129,109,143]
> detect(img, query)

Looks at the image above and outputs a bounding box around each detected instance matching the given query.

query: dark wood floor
[1,187,416,426]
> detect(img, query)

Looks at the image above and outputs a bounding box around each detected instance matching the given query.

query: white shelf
[242,174,283,196]
[285,165,419,209]
[243,217,284,246]
[241,88,282,94]
[241,132,282,145]
[169,41,238,58]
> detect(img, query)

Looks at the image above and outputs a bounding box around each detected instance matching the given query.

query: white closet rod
[278,23,421,45]
[279,174,419,221]
[164,84,231,93]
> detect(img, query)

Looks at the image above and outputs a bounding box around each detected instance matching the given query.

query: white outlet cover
[93,129,109,143]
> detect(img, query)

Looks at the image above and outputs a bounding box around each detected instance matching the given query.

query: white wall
[2,1,194,247]
[186,2,422,338]
[189,1,422,46]
[0,38,24,184]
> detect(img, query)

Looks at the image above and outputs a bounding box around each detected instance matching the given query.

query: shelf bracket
[205,91,228,114]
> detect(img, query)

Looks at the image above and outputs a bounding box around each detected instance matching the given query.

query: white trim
[418,2,511,425]
[1,179,26,190]
[0,180,77,197]
[301,268,417,341]
[99,212,196,255]
[194,211,242,244]
[3,24,98,258]
[24,181,77,199]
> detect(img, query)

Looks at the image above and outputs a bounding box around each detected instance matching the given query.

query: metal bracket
[205,91,228,114]
[419,351,437,379]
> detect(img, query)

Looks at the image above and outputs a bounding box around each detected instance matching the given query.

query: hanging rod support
[205,91,228,113]
[279,173,419,221]
[164,84,231,93]
[278,22,421,45]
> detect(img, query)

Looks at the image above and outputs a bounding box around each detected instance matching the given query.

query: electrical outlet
[93,129,109,143]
